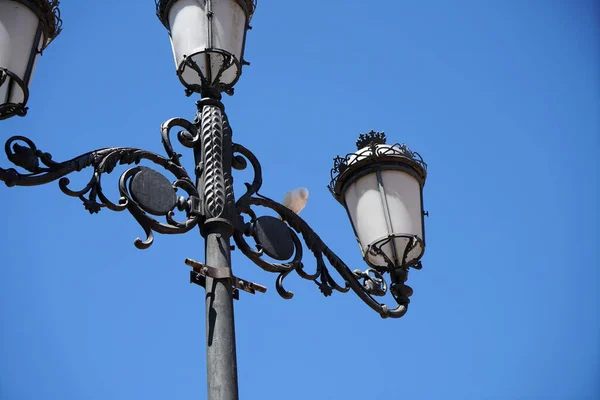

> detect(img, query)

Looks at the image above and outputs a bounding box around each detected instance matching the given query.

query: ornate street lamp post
[0,2,429,400]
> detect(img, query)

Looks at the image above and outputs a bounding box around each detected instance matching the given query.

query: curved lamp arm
[0,107,412,319]
[0,118,202,249]
[231,143,410,319]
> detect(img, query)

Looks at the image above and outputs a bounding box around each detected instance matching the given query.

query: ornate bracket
[0,115,203,249]
[230,142,411,318]
[186,258,267,300]
[1,108,415,318]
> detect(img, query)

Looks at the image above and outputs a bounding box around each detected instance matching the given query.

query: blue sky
[1,1,598,399]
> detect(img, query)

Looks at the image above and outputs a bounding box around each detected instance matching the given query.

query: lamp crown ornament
[356,130,387,150]
[38,0,63,48]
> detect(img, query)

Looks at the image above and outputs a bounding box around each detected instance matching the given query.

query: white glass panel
[382,170,423,238]
[401,237,424,265]
[213,54,237,85]
[168,0,246,88]
[0,0,40,104]
[169,0,209,72]
[178,52,206,88]
[0,10,9,103]
[212,0,246,62]
[344,173,389,267]
[343,169,424,268]
[382,170,423,265]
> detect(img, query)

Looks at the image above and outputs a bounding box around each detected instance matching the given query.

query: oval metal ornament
[253,216,294,261]
[130,167,177,216]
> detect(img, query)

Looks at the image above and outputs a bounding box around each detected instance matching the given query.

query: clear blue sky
[1,1,598,399]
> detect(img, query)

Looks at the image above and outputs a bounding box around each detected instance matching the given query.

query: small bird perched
[281,187,309,217]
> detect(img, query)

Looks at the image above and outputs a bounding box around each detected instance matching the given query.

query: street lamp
[156,0,255,96]
[329,130,427,300]
[0,0,62,119]
[0,2,429,400]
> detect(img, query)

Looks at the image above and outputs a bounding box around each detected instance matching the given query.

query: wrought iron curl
[41,0,63,49]
[0,69,30,119]
[161,117,201,167]
[0,135,200,249]
[234,211,304,299]
[118,166,200,249]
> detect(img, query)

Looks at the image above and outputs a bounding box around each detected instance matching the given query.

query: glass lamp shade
[330,132,427,270]
[156,0,255,95]
[0,0,61,120]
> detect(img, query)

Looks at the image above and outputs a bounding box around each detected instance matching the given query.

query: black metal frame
[0,68,29,119]
[0,0,62,120]
[155,0,256,96]
[0,100,414,319]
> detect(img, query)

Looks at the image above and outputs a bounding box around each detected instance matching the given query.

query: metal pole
[195,96,239,400]
[203,227,238,400]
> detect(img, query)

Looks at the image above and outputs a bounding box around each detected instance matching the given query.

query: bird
[280,187,309,218]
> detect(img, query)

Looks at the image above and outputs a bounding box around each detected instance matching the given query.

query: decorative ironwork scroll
[0,116,202,249]
[231,142,410,319]
[0,112,415,318]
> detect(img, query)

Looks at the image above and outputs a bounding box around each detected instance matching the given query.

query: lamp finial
[356,130,386,150]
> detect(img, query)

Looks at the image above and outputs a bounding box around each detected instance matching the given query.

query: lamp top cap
[356,130,386,150]
[328,131,428,201]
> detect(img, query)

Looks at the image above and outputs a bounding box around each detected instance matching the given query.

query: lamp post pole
[204,228,239,400]
[196,96,240,400]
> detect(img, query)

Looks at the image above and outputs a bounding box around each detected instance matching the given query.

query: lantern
[0,0,61,120]
[156,0,255,96]
[330,131,427,273]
